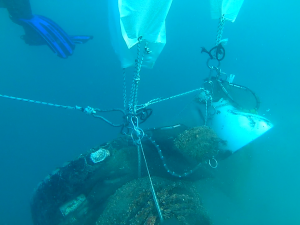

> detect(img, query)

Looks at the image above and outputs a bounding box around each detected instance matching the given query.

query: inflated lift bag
[208,99,273,153]
[210,0,244,22]
[108,0,173,68]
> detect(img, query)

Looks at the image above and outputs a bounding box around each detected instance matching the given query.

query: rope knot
[83,106,96,115]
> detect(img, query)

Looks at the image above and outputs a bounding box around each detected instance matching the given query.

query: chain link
[216,14,226,45]
[146,135,202,178]
[129,37,143,114]
[122,68,127,111]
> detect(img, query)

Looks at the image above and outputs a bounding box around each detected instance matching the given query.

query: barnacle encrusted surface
[174,126,219,162]
[96,177,211,225]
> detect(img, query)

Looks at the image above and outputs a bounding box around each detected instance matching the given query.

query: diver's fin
[18,15,92,58]
[19,15,74,58]
[69,35,93,44]
[201,47,209,54]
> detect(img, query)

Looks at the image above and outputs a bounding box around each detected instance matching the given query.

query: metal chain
[202,89,212,126]
[216,14,226,45]
[122,39,163,221]
[146,135,202,178]
[122,68,127,111]
[129,36,143,114]
[133,41,146,111]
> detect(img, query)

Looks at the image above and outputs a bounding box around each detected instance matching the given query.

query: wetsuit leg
[2,0,32,19]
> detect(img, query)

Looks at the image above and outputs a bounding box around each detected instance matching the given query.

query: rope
[204,98,209,126]
[137,144,142,178]
[0,93,84,111]
[122,38,162,221]
[128,115,145,177]
[137,88,204,110]
[138,140,164,222]
[0,93,129,127]
[129,115,163,221]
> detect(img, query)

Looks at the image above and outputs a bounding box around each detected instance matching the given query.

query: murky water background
[0,0,299,224]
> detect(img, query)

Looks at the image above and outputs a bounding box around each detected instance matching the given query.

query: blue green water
[0,0,299,224]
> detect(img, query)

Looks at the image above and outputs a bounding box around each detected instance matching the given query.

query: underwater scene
[0,0,299,224]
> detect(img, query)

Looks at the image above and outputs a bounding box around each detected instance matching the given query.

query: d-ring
[208,157,218,168]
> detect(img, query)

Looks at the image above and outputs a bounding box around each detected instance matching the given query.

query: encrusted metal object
[96,177,212,225]
[59,194,87,217]
[174,126,219,163]
[90,148,110,163]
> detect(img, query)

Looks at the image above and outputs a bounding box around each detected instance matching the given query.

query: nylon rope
[138,140,164,222]
[137,88,204,110]
[123,38,163,221]
[129,37,144,114]
[0,94,79,111]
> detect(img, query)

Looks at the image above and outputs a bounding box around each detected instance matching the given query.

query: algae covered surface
[174,126,220,163]
[96,177,212,225]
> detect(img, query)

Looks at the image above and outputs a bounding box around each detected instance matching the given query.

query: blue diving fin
[18,15,92,58]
